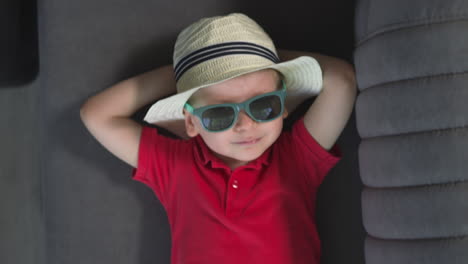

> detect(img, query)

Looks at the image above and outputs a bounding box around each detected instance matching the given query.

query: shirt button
[232,180,239,189]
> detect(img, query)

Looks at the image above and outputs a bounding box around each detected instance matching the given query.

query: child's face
[183,69,288,170]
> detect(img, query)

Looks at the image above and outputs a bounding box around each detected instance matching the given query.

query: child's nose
[233,110,257,131]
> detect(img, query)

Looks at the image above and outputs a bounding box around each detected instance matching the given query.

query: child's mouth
[233,137,261,145]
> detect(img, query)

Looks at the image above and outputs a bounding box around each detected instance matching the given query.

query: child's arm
[278,49,357,151]
[80,65,177,168]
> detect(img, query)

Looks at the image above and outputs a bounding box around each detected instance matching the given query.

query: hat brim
[143,56,322,124]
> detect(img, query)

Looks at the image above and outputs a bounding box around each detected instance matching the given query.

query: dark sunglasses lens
[202,107,235,131]
[250,95,282,121]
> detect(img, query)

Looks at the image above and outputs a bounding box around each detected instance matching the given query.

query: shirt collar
[193,135,271,171]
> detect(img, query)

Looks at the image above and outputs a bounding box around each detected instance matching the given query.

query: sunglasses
[184,80,287,132]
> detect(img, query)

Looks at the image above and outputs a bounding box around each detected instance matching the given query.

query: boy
[80,13,356,264]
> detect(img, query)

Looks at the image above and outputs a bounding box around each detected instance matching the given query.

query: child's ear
[183,109,200,137]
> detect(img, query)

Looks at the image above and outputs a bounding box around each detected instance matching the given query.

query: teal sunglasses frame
[184,80,287,132]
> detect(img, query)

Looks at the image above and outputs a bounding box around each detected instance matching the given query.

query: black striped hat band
[174,41,280,81]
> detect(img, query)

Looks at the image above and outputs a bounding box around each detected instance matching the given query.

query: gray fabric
[355,0,468,263]
[354,21,468,90]
[358,112,468,187]
[355,0,468,45]
[365,236,468,264]
[0,80,45,263]
[356,73,468,139]
[363,184,468,239]
[354,0,370,45]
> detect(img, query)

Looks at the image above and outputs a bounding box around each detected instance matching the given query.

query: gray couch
[355,0,468,263]
[6,0,466,263]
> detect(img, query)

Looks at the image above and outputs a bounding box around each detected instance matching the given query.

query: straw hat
[143,12,323,124]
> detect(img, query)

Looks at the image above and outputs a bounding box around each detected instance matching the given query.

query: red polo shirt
[132,117,342,264]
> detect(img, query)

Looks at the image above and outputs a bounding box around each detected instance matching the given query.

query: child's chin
[236,148,266,161]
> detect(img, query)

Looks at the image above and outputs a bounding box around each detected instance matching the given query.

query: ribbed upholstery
[354,0,468,263]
